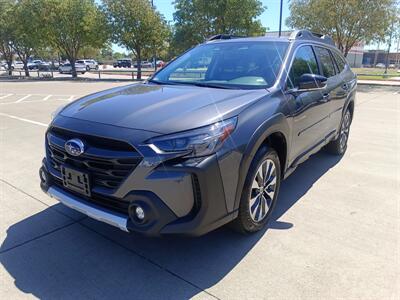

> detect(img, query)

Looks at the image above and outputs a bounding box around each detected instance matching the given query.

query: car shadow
[0,151,341,299]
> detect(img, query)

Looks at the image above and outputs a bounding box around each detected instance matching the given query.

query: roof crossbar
[206,34,245,42]
[289,30,335,46]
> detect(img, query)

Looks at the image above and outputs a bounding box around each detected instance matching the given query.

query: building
[362,50,400,67]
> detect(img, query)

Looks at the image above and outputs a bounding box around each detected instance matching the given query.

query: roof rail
[289,30,335,46]
[206,34,245,42]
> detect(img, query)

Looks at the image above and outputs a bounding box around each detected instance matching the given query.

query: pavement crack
[0,221,77,255]
[78,222,222,300]
[0,178,86,222]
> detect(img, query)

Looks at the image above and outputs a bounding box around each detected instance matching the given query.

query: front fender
[233,113,291,211]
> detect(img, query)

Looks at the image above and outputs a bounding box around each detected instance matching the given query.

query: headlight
[147,117,237,157]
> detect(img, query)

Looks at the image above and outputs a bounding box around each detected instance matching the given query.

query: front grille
[46,126,142,191]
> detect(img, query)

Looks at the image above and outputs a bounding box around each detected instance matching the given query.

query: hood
[60,83,268,134]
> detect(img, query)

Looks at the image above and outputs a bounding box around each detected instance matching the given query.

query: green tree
[104,0,170,79]
[287,0,398,57]
[9,0,46,76]
[172,0,266,53]
[0,0,15,75]
[39,0,109,77]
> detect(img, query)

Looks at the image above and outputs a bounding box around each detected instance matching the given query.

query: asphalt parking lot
[0,81,399,299]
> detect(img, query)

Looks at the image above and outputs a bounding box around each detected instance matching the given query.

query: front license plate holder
[61,166,91,197]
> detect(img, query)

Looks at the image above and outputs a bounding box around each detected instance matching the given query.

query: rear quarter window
[315,47,336,78]
[332,51,347,73]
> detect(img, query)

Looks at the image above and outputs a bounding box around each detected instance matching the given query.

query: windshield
[152,41,288,89]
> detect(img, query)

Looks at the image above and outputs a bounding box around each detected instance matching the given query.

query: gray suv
[40,30,356,236]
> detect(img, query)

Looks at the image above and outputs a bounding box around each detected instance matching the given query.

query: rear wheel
[233,146,281,233]
[326,108,352,155]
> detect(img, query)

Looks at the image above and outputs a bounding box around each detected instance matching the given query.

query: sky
[111,0,392,53]
[112,0,291,53]
[153,0,291,31]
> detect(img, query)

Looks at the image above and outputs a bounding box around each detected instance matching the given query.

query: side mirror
[298,73,327,90]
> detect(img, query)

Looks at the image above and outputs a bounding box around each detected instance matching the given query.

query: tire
[233,146,281,234]
[326,108,352,155]
[81,72,85,74]
[86,66,90,71]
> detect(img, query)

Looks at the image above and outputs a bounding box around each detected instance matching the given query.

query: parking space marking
[15,94,32,103]
[0,93,13,100]
[0,112,47,127]
[0,93,76,104]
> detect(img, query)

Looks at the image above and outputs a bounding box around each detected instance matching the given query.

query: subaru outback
[40,30,356,236]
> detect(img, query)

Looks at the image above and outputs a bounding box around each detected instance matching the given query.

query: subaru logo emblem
[65,138,85,156]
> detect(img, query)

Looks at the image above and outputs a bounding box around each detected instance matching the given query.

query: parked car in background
[14,61,24,69]
[59,62,86,74]
[0,61,14,70]
[28,60,44,70]
[375,63,386,68]
[113,59,132,68]
[388,64,396,69]
[134,61,153,68]
[76,59,99,71]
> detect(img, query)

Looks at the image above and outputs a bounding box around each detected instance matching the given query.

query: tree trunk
[7,61,12,76]
[22,60,29,77]
[137,52,142,80]
[70,57,77,78]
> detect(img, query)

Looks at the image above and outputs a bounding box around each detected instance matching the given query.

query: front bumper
[41,152,237,236]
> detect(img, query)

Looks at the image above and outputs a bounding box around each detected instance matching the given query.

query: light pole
[151,0,156,72]
[278,0,283,37]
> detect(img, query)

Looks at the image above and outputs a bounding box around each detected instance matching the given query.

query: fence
[0,68,155,80]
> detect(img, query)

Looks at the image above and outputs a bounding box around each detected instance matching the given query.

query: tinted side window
[288,46,319,89]
[315,47,336,77]
[332,51,346,73]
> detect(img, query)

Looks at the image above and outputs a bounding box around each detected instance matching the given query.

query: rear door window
[314,47,336,78]
[287,45,319,89]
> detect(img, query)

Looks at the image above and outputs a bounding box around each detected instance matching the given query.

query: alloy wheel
[249,159,277,222]
[339,111,351,151]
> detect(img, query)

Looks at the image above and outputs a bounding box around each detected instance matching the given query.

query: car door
[329,50,353,133]
[285,45,332,165]
[314,46,345,138]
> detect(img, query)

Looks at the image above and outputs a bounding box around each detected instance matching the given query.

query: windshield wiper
[148,79,238,89]
[148,79,180,85]
[185,82,238,89]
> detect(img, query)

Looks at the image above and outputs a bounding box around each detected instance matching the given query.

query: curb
[357,80,400,87]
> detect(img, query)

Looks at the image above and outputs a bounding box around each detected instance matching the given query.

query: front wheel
[326,108,352,155]
[233,146,281,234]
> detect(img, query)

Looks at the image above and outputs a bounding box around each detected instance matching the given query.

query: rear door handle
[320,93,330,102]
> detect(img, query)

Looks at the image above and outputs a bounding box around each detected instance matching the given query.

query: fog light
[135,206,145,220]
[40,168,47,183]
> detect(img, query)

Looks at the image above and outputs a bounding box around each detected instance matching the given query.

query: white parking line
[43,94,52,101]
[0,112,48,127]
[0,93,13,100]
[0,93,76,104]
[15,94,32,103]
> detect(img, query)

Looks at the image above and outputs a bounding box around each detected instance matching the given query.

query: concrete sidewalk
[358,79,400,86]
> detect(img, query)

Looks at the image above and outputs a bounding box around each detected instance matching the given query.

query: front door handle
[319,93,330,103]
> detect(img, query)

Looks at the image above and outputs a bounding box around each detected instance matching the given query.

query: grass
[353,68,399,81]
